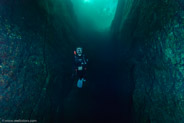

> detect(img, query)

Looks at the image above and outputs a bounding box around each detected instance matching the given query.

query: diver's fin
[77,79,83,88]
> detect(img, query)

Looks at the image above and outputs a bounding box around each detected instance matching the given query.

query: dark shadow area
[61,27,135,122]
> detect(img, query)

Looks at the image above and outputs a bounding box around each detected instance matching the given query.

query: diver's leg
[82,70,86,82]
[77,71,84,88]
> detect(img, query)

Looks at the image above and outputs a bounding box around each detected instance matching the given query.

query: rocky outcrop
[112,0,184,122]
[0,0,78,122]
[133,11,184,122]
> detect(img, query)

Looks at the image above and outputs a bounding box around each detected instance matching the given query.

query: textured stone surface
[0,0,77,122]
[0,14,47,121]
[112,0,184,122]
[133,9,184,122]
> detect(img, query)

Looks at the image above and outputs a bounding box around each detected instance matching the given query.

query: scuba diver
[73,47,88,88]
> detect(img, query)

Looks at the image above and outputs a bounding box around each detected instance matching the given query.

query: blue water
[62,30,134,122]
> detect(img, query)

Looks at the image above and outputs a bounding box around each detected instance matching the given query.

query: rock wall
[112,0,184,122]
[0,0,78,122]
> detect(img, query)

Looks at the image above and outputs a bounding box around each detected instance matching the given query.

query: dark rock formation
[0,0,78,122]
[112,0,184,122]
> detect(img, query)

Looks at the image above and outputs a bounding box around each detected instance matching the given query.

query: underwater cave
[0,0,184,123]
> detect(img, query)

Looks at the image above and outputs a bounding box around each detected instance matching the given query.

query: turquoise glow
[84,0,90,3]
[71,0,118,31]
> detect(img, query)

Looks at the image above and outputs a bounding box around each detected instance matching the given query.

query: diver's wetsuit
[73,54,87,80]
